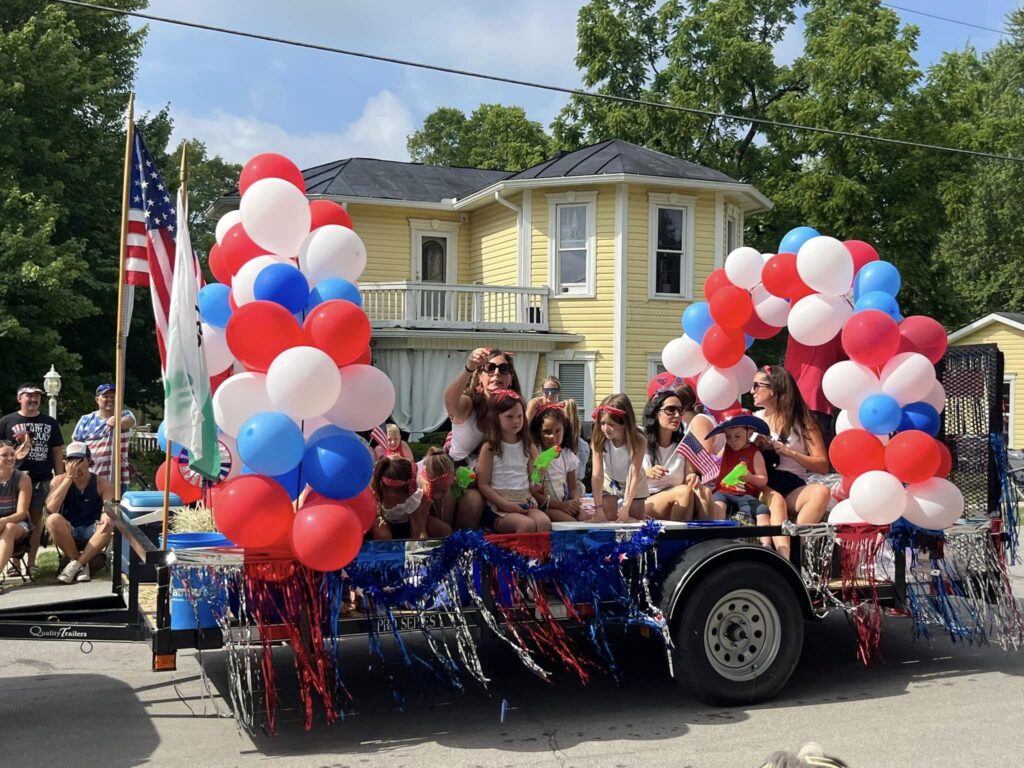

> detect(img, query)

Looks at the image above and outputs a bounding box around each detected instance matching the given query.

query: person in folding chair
[44,442,114,585]
[0,441,32,592]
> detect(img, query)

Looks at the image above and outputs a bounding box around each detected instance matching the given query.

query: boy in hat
[709,409,771,538]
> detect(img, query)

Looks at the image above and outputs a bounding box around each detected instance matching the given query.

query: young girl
[370,457,452,540]
[591,394,648,522]
[529,404,581,522]
[562,397,589,485]
[379,423,414,461]
[420,446,457,530]
[475,390,551,534]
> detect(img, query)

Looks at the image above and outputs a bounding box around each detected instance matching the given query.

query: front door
[418,234,449,320]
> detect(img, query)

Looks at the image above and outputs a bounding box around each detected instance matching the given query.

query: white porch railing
[360,282,549,332]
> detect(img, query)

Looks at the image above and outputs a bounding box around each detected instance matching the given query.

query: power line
[50,0,1024,164]
[880,3,1010,37]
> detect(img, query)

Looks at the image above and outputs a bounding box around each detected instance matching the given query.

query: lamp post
[43,365,61,420]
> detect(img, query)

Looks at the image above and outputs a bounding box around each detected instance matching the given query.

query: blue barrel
[166,532,233,630]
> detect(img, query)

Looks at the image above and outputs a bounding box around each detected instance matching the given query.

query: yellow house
[214,140,772,437]
[948,312,1024,449]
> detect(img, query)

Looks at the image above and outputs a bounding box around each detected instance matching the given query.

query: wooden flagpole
[113,93,134,505]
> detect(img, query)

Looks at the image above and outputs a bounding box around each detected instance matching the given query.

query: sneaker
[57,560,82,584]
[75,563,91,583]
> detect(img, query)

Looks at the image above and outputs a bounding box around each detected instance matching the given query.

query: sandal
[26,565,38,581]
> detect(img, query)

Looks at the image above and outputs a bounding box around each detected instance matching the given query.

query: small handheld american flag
[676,432,720,485]
[370,424,388,458]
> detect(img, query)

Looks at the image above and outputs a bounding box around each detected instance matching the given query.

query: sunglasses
[543,387,560,395]
[483,362,512,375]
[658,406,682,416]
[751,382,771,391]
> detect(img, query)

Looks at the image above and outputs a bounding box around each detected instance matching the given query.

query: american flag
[676,431,720,485]
[370,424,388,458]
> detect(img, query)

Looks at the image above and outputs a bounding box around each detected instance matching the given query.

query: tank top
[642,442,688,494]
[755,409,809,479]
[0,469,24,518]
[448,415,485,462]
[490,441,530,491]
[716,444,761,495]
[603,441,634,485]
[61,474,104,528]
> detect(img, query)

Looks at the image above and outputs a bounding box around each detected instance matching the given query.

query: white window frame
[647,192,697,300]
[547,191,597,298]
[409,218,460,283]
[647,353,667,384]
[546,349,597,420]
[725,203,744,256]
[1005,374,1016,449]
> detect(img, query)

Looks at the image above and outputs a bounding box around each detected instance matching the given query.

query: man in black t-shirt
[0,383,65,573]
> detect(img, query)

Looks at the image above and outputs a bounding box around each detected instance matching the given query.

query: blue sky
[132,1,1021,169]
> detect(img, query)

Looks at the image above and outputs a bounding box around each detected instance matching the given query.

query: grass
[26,546,110,585]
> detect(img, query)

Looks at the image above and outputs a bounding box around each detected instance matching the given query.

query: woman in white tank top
[641,390,696,521]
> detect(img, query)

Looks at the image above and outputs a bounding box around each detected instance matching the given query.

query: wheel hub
[703,588,783,683]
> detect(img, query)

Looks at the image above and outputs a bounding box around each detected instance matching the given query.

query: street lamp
[43,365,61,420]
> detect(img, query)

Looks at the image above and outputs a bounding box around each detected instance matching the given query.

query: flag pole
[161,141,189,551]
[113,93,135,505]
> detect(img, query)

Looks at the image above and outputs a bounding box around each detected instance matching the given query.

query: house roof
[948,312,1024,342]
[301,158,512,203]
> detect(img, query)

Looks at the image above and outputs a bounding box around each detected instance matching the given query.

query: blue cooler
[119,491,183,570]
[165,532,234,630]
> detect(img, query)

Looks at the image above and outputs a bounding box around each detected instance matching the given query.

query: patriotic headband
[536,402,565,416]
[483,348,515,359]
[592,404,626,420]
[380,462,418,493]
[423,470,453,500]
[491,389,521,402]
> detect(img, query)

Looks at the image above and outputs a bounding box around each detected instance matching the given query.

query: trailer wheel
[673,561,803,705]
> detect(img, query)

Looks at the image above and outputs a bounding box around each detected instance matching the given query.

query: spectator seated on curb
[44,442,114,584]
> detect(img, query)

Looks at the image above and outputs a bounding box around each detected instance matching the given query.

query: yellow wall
[345,204,466,283]
[466,196,519,285]
[950,323,1024,448]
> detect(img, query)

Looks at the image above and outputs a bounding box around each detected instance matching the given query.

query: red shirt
[716,444,761,495]
[784,335,846,414]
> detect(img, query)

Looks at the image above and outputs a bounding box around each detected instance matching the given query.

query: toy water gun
[531,445,562,485]
[721,461,748,489]
[452,466,476,498]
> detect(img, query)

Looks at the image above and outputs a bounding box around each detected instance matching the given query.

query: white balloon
[881,352,936,406]
[751,284,790,327]
[822,361,881,412]
[796,236,854,296]
[921,379,946,415]
[761,252,775,264]
[213,372,273,437]
[662,335,708,378]
[849,470,906,525]
[239,177,312,257]
[201,322,234,374]
[723,355,757,393]
[325,365,396,431]
[835,409,861,434]
[725,247,764,290]
[231,255,278,306]
[696,366,739,411]
[215,209,242,245]
[828,499,869,524]
[298,225,368,284]
[266,346,341,421]
[902,478,964,530]
[788,294,852,346]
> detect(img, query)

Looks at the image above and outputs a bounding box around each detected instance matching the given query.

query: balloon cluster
[661,225,963,530]
[159,153,393,571]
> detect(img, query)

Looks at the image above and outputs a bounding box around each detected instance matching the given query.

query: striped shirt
[73,410,133,486]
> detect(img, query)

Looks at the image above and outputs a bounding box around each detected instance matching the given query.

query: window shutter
[557,362,586,417]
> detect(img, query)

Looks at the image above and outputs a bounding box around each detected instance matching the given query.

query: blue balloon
[897,401,941,436]
[303,430,374,500]
[744,334,754,350]
[253,263,309,315]
[859,394,903,436]
[307,424,346,445]
[682,302,715,343]
[198,283,233,328]
[778,226,820,255]
[236,411,305,476]
[242,464,304,501]
[854,291,902,321]
[307,277,363,310]
[856,260,901,298]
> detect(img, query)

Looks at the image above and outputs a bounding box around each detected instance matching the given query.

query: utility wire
[880,3,1010,37]
[50,0,1024,163]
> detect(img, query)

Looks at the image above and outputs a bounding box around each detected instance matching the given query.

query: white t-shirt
[542,448,579,500]
[642,442,688,494]
[490,441,530,491]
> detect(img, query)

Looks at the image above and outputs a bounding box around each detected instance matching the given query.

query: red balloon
[935,440,953,479]
[351,345,372,366]
[303,299,371,367]
[841,309,900,367]
[228,292,238,312]
[844,240,879,275]
[703,268,732,301]
[209,368,231,394]
[155,459,203,505]
[226,300,306,372]
[309,199,353,231]
[709,285,753,329]
[898,315,948,365]
[829,429,886,479]
[743,312,783,340]
[213,475,295,549]
[762,253,814,300]
[701,324,745,368]
[885,430,941,484]
[208,243,232,285]
[291,501,363,571]
[239,153,306,196]
[220,223,265,275]
[342,487,377,534]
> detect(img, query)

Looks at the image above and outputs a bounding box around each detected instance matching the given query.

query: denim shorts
[712,492,769,523]
[71,523,98,542]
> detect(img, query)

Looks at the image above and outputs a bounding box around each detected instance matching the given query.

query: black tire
[671,560,803,705]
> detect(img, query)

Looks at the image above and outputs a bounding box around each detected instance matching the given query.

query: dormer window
[547,191,597,297]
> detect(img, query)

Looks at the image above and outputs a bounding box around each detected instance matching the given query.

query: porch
[360,282,549,332]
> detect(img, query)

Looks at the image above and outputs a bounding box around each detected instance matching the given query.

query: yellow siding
[467,197,519,285]
[950,324,1024,449]
[346,204,464,283]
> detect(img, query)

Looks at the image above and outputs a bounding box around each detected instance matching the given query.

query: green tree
[408,103,550,171]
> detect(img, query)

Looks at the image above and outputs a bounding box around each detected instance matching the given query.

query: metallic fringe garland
[991,433,1020,562]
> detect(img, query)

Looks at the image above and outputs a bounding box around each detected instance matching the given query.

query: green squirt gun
[531,445,562,485]
[452,466,476,498]
[720,461,748,489]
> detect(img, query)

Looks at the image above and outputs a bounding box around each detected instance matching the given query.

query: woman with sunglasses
[443,347,521,528]
[641,391,698,521]
[525,377,561,423]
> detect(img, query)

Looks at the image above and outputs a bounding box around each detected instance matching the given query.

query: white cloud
[164,90,414,168]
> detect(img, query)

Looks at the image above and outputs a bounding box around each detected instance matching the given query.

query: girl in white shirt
[529,403,581,522]
[591,393,649,523]
[641,390,698,521]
